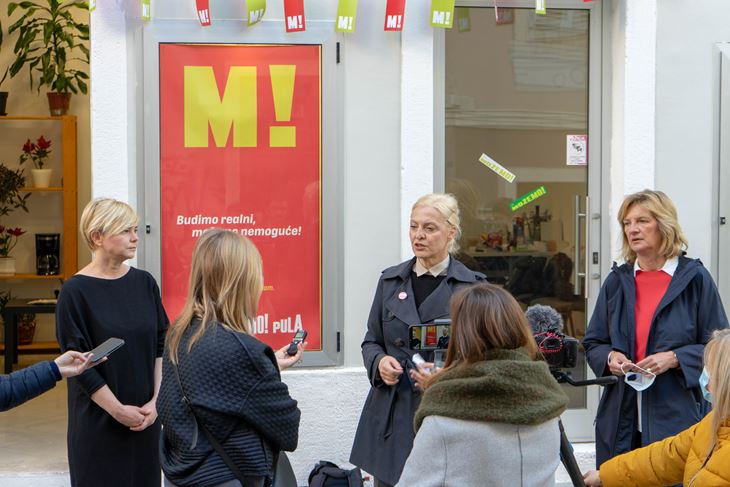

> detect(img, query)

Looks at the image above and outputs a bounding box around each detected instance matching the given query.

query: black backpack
[307,461,363,487]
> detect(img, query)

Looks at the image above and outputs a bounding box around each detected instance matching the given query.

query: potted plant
[17,312,36,345]
[6,0,90,116]
[20,135,53,187]
[0,226,26,275]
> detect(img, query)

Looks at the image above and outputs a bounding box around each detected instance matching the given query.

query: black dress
[56,267,169,487]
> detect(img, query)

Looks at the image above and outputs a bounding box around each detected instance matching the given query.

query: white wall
[89,0,405,481]
[655,0,730,272]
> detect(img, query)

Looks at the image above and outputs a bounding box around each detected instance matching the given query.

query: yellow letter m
[184,66,257,148]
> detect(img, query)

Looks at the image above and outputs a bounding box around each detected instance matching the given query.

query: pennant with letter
[89,0,96,12]
[430,0,455,29]
[196,0,211,26]
[336,0,358,33]
[284,0,305,32]
[247,0,266,26]
[535,0,546,15]
[141,0,151,20]
[384,0,405,32]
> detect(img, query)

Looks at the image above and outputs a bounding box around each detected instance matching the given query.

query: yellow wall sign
[479,153,515,183]
[510,186,547,212]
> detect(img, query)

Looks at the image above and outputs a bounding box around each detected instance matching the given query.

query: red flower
[36,135,52,150]
[22,139,35,153]
[6,228,26,237]
[0,226,5,233]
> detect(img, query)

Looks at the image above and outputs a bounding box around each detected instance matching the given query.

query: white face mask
[621,363,656,391]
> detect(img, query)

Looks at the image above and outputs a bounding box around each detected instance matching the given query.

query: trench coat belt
[382,383,398,440]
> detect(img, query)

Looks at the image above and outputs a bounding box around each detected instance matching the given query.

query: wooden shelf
[21,186,63,192]
[0,115,68,121]
[0,273,65,280]
[0,341,60,354]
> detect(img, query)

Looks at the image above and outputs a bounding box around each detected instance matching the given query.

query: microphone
[525,304,564,334]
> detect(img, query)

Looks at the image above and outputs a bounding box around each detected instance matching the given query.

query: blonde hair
[704,329,730,449]
[166,229,263,363]
[617,189,688,263]
[79,198,139,250]
[412,193,462,254]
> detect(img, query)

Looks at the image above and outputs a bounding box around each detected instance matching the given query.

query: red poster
[159,44,322,350]
[195,0,211,26]
[384,0,405,31]
[283,0,306,32]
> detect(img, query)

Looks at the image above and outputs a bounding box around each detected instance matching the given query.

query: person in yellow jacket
[584,328,730,487]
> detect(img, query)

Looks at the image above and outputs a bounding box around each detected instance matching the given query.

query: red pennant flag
[196,0,211,26]
[284,0,306,32]
[384,0,405,31]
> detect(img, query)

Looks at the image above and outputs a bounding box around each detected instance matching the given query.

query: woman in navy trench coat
[349,194,484,487]
[583,190,728,467]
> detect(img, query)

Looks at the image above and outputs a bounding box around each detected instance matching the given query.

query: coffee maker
[35,233,60,275]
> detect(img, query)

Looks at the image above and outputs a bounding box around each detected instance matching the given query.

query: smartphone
[286,330,307,356]
[89,337,125,364]
[408,323,451,351]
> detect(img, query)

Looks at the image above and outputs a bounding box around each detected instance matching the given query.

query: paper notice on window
[566,134,588,166]
[479,153,516,183]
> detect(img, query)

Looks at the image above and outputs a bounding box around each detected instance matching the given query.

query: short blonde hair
[703,329,730,451]
[167,229,263,363]
[617,190,688,263]
[412,193,462,254]
[79,198,139,250]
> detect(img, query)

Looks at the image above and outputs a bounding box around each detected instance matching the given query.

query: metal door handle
[574,195,588,297]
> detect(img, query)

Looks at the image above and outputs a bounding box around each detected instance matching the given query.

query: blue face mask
[621,363,656,392]
[699,367,712,403]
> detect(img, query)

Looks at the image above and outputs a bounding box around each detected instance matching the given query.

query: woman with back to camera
[349,193,485,487]
[157,229,302,487]
[398,283,569,487]
[56,198,169,487]
[582,189,729,467]
[584,329,730,486]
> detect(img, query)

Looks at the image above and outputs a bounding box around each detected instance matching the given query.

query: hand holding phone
[286,330,308,356]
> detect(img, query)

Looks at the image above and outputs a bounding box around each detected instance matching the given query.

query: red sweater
[634,270,672,362]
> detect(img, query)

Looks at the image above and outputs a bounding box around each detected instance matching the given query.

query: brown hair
[617,189,688,263]
[425,283,537,387]
[166,229,263,363]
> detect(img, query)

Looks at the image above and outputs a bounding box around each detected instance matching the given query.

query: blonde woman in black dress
[56,198,168,487]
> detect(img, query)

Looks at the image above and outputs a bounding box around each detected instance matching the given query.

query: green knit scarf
[414,348,569,431]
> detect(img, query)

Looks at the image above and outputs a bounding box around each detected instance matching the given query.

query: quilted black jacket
[157,321,300,486]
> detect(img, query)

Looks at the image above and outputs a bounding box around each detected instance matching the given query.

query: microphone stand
[551,370,618,487]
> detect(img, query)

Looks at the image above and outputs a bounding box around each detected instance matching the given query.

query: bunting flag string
[336,0,358,33]
[284,0,306,32]
[141,0,151,20]
[430,0,455,29]
[247,0,266,26]
[196,0,211,26]
[384,0,405,32]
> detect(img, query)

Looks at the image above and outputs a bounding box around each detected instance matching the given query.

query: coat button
[393,338,405,347]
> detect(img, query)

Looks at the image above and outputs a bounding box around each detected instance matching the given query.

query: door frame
[717,44,730,306]
[434,0,605,441]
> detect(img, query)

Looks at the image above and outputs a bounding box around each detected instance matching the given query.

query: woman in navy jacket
[349,193,485,487]
[583,190,729,466]
[1,350,94,411]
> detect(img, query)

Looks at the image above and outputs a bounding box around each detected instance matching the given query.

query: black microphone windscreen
[525,304,564,334]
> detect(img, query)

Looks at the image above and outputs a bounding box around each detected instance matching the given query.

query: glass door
[442,1,602,440]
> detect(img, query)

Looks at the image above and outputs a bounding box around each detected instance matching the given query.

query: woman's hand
[275,342,307,370]
[608,350,633,376]
[377,355,403,385]
[583,470,603,486]
[54,351,100,378]
[636,351,678,376]
[409,362,435,391]
[130,399,158,432]
[112,404,145,428]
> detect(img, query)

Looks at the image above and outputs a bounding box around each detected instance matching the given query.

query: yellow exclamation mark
[269,65,296,148]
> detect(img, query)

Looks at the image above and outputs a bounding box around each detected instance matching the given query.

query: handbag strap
[171,360,251,486]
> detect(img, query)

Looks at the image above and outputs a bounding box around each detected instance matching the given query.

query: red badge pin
[398,292,407,300]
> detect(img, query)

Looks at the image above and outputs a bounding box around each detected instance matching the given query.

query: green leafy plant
[0,20,9,89]
[0,164,30,216]
[7,0,90,94]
